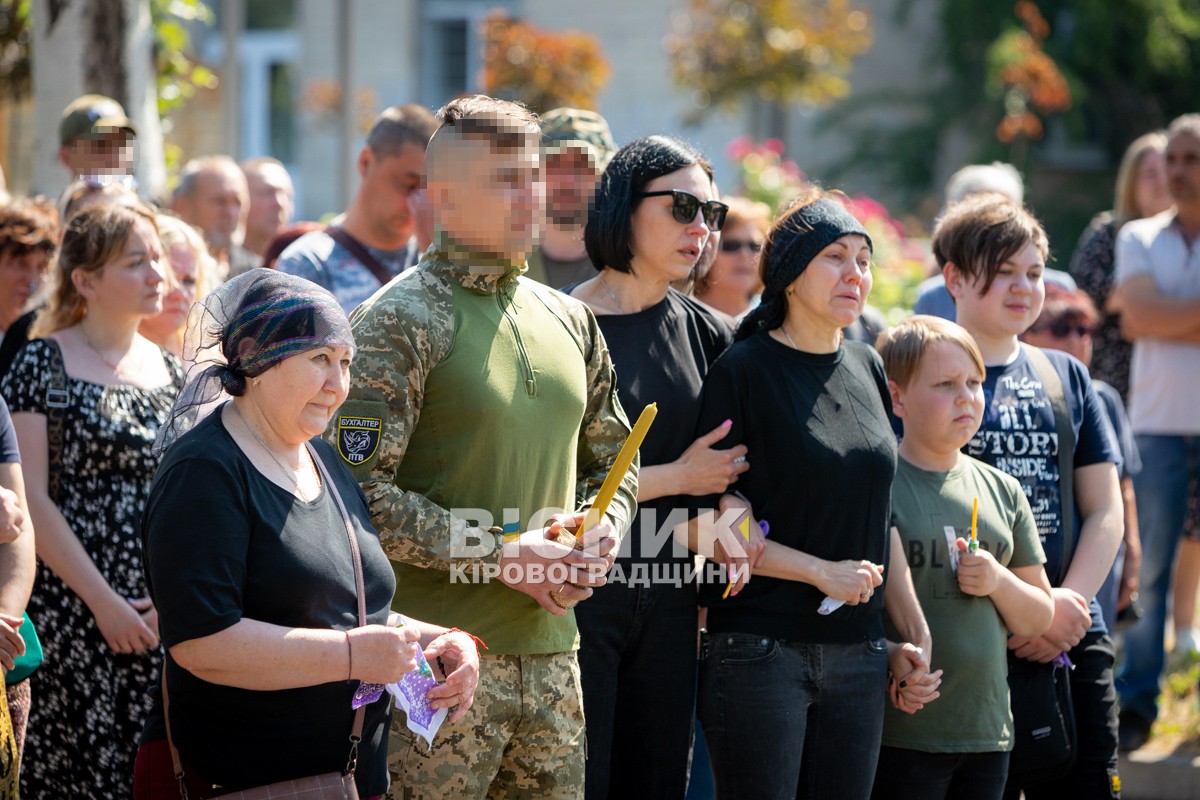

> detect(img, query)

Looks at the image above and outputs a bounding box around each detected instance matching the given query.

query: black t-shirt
[0,309,35,384]
[695,333,898,643]
[0,395,18,463]
[592,289,732,566]
[141,409,396,796]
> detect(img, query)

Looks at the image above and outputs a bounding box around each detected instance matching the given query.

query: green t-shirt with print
[882,454,1045,754]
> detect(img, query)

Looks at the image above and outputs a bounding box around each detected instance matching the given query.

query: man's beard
[548,207,588,227]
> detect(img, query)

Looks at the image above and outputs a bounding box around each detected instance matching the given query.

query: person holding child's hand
[691,189,925,800]
[873,316,1054,800]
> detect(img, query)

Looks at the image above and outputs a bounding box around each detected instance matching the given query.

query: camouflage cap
[59,94,137,146]
[541,108,617,173]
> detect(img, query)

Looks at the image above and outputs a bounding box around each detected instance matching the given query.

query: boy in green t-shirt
[874,315,1054,800]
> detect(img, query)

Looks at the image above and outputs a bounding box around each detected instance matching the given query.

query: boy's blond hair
[876,315,986,388]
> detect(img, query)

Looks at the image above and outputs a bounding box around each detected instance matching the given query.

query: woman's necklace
[780,325,801,350]
[80,326,132,377]
[597,272,626,314]
[232,402,319,501]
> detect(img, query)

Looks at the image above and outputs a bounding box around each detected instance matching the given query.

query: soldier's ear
[426,181,455,216]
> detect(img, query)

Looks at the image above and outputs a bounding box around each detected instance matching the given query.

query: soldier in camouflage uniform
[524,108,617,289]
[328,95,637,800]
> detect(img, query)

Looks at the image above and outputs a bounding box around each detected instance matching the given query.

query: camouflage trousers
[386,651,585,800]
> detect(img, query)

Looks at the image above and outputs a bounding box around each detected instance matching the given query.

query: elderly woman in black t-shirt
[133,270,480,800]
[691,189,936,799]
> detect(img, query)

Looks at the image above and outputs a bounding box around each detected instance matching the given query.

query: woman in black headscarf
[692,189,934,799]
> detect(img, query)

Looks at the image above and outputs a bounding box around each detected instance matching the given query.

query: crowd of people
[0,87,1191,800]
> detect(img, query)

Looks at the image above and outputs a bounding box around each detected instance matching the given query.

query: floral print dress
[1,338,182,799]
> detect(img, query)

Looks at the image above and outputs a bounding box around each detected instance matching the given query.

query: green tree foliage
[665,0,873,123]
[834,1,1200,196]
[0,0,215,124]
[813,0,1200,260]
[151,0,217,126]
[0,0,32,101]
[481,13,611,114]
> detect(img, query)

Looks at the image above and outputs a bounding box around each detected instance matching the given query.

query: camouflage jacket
[329,246,637,572]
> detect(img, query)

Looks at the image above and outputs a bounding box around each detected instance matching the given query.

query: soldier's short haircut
[434,95,540,151]
[365,104,439,158]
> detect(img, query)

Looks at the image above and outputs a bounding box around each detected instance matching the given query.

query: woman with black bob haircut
[565,136,745,799]
[689,188,936,799]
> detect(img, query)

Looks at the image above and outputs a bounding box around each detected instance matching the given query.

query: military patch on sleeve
[337,413,383,466]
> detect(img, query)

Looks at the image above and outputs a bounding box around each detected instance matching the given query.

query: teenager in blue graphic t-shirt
[935,194,1124,800]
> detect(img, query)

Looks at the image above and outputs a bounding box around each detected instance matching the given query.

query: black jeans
[872,747,1009,800]
[698,633,888,800]
[575,578,698,800]
[1003,630,1121,800]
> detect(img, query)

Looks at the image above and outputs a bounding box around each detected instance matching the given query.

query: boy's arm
[1017,462,1123,660]
[1118,476,1142,611]
[884,525,939,714]
[968,560,1054,637]
[1062,461,1123,603]
[956,480,1053,637]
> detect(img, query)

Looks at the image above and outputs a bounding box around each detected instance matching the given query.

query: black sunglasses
[1037,319,1094,339]
[636,190,729,231]
[720,239,763,254]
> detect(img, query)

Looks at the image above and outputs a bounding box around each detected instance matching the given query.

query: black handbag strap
[41,339,69,503]
[1021,344,1077,583]
[164,439,368,799]
[326,225,395,289]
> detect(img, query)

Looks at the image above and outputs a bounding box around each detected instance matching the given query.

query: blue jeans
[698,633,888,800]
[576,579,698,800]
[1116,434,1200,723]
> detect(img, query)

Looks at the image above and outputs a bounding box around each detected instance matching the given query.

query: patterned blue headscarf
[155,269,354,452]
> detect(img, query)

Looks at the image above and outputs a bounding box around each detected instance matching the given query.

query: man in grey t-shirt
[276,104,438,312]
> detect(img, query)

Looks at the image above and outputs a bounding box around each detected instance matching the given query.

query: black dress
[1,338,182,799]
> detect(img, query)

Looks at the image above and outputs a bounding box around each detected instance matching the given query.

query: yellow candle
[970,496,979,551]
[582,403,657,532]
